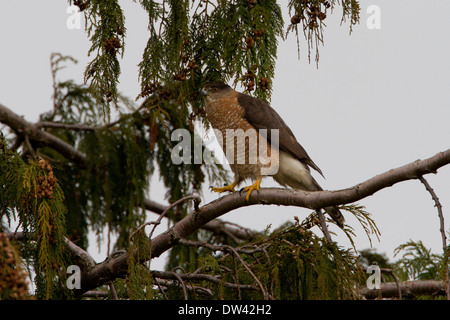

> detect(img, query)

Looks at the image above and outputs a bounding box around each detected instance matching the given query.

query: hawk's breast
[204,96,280,181]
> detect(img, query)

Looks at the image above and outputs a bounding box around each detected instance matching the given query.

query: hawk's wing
[237,92,324,177]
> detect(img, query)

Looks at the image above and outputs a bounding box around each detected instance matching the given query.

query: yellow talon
[241,176,263,201]
[211,180,239,193]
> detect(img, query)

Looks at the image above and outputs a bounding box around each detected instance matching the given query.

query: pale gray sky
[1,0,449,270]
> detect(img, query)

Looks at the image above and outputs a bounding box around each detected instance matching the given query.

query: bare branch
[178,239,269,259]
[6,232,96,272]
[418,177,447,255]
[148,195,201,239]
[35,121,99,131]
[381,268,403,300]
[170,270,188,300]
[143,198,169,214]
[360,280,447,299]
[418,176,449,300]
[153,277,169,300]
[155,278,213,297]
[151,270,258,291]
[223,244,268,300]
[0,103,87,166]
[144,197,258,241]
[108,282,119,300]
[131,195,201,240]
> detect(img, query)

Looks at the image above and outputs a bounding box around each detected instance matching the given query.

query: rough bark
[0,103,87,165]
[360,280,447,299]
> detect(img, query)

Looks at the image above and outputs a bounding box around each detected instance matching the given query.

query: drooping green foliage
[394,240,449,282]
[79,117,151,248]
[340,204,381,249]
[160,223,364,300]
[136,0,284,103]
[125,228,156,300]
[83,0,126,117]
[0,136,71,299]
[42,53,151,250]
[76,0,361,109]
[287,0,360,64]
[40,53,229,252]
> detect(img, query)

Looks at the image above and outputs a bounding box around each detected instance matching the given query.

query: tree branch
[418,176,447,255]
[418,176,449,300]
[359,280,447,299]
[6,232,96,272]
[143,198,258,241]
[0,103,87,166]
[76,148,450,294]
[35,121,99,131]
[151,270,258,291]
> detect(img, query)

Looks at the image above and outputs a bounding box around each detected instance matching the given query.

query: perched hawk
[201,82,344,228]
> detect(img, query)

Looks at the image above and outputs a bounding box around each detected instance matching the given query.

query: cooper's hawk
[201,82,345,228]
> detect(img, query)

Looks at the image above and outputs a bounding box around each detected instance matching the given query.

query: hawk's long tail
[312,176,345,229]
[272,152,345,228]
[323,206,345,229]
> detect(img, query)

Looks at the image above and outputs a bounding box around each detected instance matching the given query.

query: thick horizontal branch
[0,103,87,166]
[143,198,257,241]
[359,280,447,299]
[35,121,99,131]
[6,232,96,271]
[77,148,450,294]
[151,270,258,291]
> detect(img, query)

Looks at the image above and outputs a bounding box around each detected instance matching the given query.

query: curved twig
[418,177,447,255]
[151,270,258,291]
[418,176,449,300]
[171,271,188,300]
[108,282,119,300]
[224,245,268,300]
[130,195,201,240]
[143,198,258,241]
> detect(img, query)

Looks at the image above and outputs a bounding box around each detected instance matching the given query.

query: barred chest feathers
[204,98,280,182]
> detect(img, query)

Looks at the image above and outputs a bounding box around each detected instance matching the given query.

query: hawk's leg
[241,176,263,201]
[211,179,239,193]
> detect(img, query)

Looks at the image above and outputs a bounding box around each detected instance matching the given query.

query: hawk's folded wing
[237,93,324,177]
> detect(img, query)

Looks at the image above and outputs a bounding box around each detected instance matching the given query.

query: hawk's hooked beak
[200,89,208,96]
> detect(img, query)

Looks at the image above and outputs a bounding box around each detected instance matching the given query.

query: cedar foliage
[0,135,71,299]
[394,240,449,282]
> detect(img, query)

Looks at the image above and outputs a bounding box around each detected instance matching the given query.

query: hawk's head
[201,82,233,102]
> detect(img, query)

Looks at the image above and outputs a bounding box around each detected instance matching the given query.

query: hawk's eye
[211,87,218,92]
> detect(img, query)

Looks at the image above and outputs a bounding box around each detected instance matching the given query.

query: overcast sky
[1,1,450,270]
